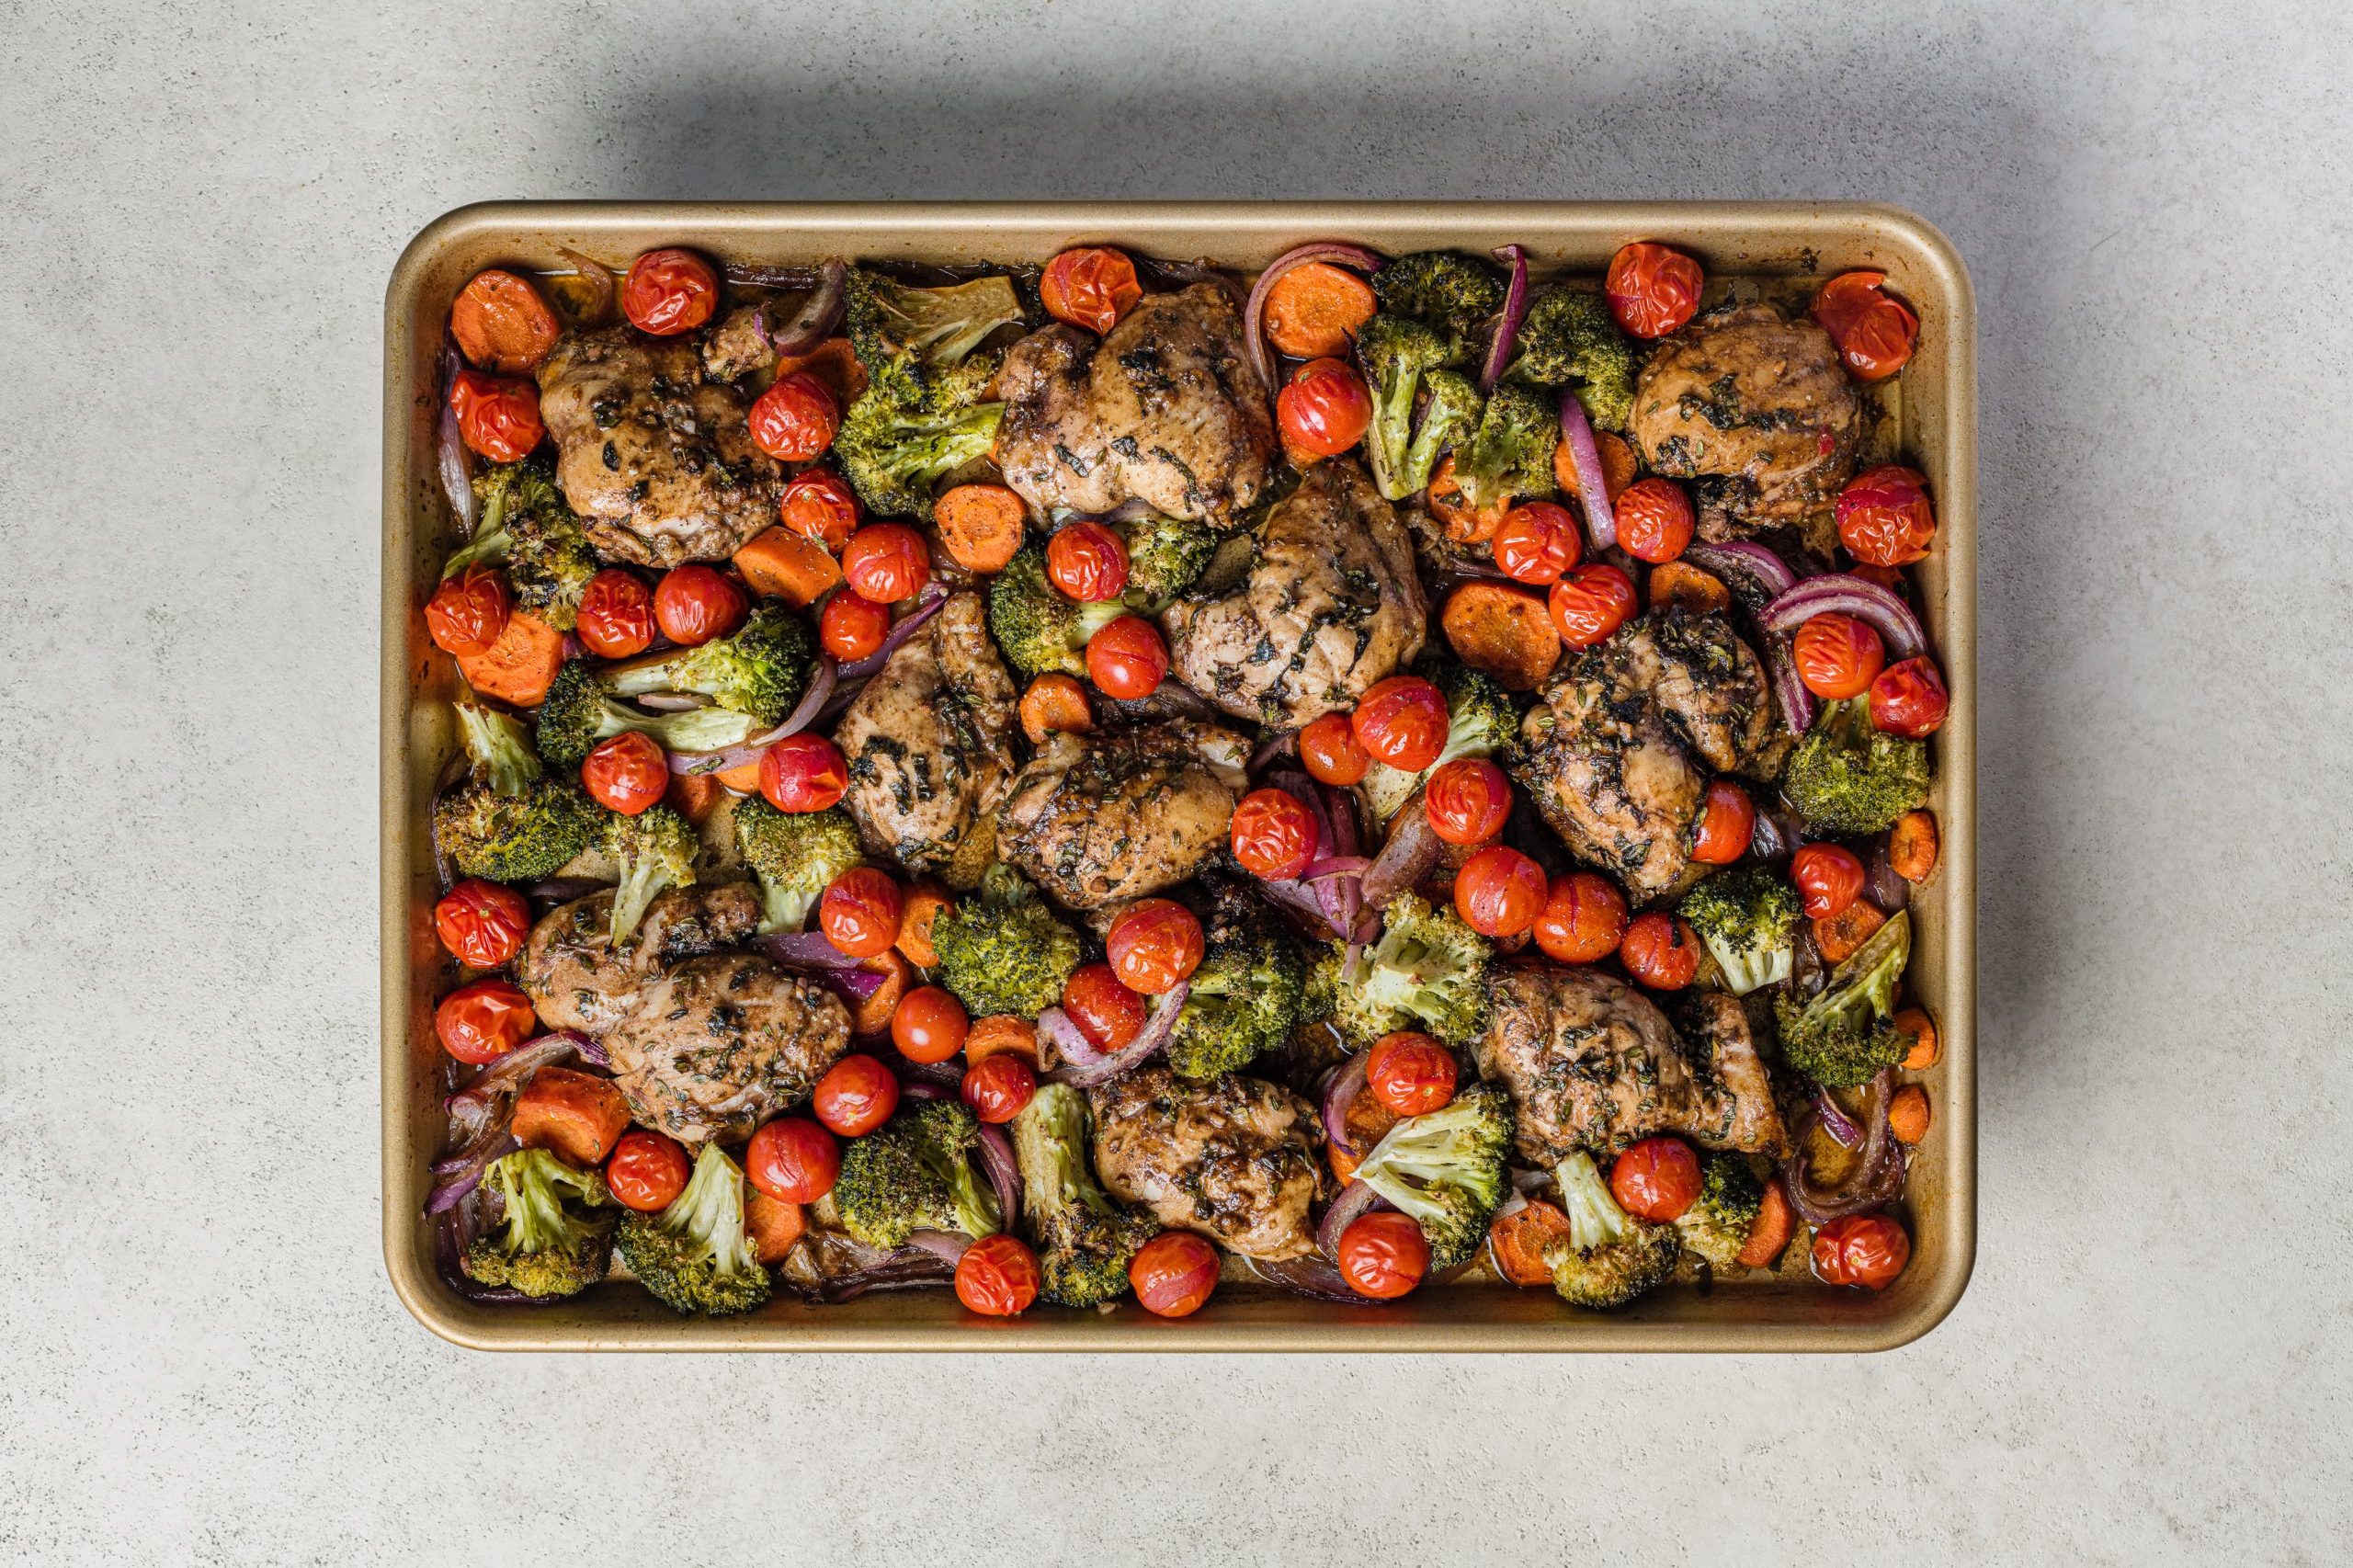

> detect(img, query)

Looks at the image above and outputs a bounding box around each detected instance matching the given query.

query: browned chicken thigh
[601,953,852,1145]
[995,719,1250,910]
[1089,1066,1324,1259]
[517,882,763,1037]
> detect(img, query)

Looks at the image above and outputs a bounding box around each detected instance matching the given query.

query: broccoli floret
[1546,1150,1679,1311]
[1774,909,1913,1087]
[1010,1082,1160,1306]
[612,1142,771,1316]
[1328,891,1493,1048]
[1371,250,1506,335]
[600,601,813,727]
[987,540,1131,679]
[1356,313,1483,501]
[845,270,1025,408]
[433,701,601,881]
[1678,864,1802,996]
[534,660,762,772]
[1507,287,1637,433]
[460,1148,616,1300]
[1358,658,1519,826]
[1674,1152,1765,1272]
[928,862,1084,1018]
[833,1098,1004,1250]
[601,804,698,946]
[446,460,598,630]
[733,798,863,934]
[1167,886,1307,1080]
[835,387,1006,518]
[1782,698,1934,835]
[1115,510,1218,605]
[1452,381,1560,511]
[1348,1082,1514,1271]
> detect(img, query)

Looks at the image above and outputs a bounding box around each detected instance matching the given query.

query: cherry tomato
[1793,612,1887,700]
[1811,271,1919,383]
[434,878,532,969]
[1063,963,1147,1051]
[819,591,891,662]
[653,564,745,646]
[1337,1211,1429,1299]
[1620,911,1699,990]
[1366,1031,1458,1117]
[1300,710,1372,786]
[780,467,861,553]
[621,246,719,336]
[1040,246,1142,335]
[1491,500,1583,585]
[605,1129,691,1211]
[434,977,535,1065]
[1278,357,1373,460]
[1836,465,1938,567]
[448,368,544,462]
[1534,871,1630,964]
[1813,1211,1912,1290]
[759,733,848,812]
[1870,657,1949,738]
[1453,845,1547,938]
[745,1117,840,1203]
[1609,1136,1702,1221]
[842,523,930,605]
[1790,843,1866,920]
[580,731,670,815]
[1690,778,1756,865]
[1423,758,1512,846]
[956,1233,1042,1315]
[748,370,839,462]
[819,867,904,959]
[424,564,512,657]
[892,983,970,1064]
[1605,241,1704,339]
[813,1053,900,1137]
[449,268,563,374]
[1086,614,1167,699]
[1548,563,1637,648]
[1614,478,1695,564]
[1352,676,1449,772]
[1046,519,1130,603]
[1106,899,1205,994]
[961,1053,1037,1125]
[1128,1230,1221,1318]
[575,569,655,658]
[1230,788,1319,881]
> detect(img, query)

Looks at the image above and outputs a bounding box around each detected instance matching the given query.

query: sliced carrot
[1488,1198,1574,1287]
[1736,1180,1795,1268]
[934,483,1029,574]
[510,1066,631,1167]
[1553,429,1639,504]
[1813,900,1889,965]
[1893,1007,1939,1071]
[450,269,563,374]
[1263,262,1379,359]
[849,949,911,1036]
[665,770,725,824]
[1441,581,1561,692]
[1427,453,1512,545]
[745,1188,808,1264]
[711,754,767,793]
[1327,1079,1397,1186]
[455,608,565,706]
[772,337,867,407]
[1018,674,1094,745]
[898,884,953,968]
[733,526,842,608]
[1647,560,1732,615]
[1887,1084,1932,1145]
[1888,809,1939,883]
[964,1015,1038,1067]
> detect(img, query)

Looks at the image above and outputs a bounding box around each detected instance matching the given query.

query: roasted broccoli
[433,701,600,881]
[845,269,1026,408]
[1327,891,1494,1048]
[1348,1082,1514,1271]
[987,540,1131,678]
[1167,886,1307,1080]
[1010,1083,1159,1306]
[1782,698,1934,835]
[1356,313,1483,501]
[1546,1149,1678,1311]
[1674,1151,1765,1272]
[1114,510,1218,605]
[1452,381,1560,511]
[1371,250,1506,335]
[599,601,814,727]
[601,804,698,946]
[833,1097,1004,1250]
[1358,658,1519,825]
[733,797,863,934]
[1507,287,1637,433]
[444,458,599,630]
[1678,864,1802,996]
[460,1148,616,1300]
[835,388,1007,518]
[533,660,761,771]
[927,862,1085,1018]
[613,1142,771,1316]
[1774,909,1913,1087]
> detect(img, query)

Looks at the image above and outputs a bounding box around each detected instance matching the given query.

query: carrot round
[1263,262,1379,359]
[849,949,911,1035]
[897,884,953,968]
[935,483,1029,574]
[733,526,842,608]
[1018,673,1094,744]
[451,269,563,374]
[1736,1180,1795,1268]
[511,1066,631,1166]
[1887,1085,1932,1145]
[1888,809,1939,883]
[664,771,725,824]
[1813,900,1888,965]
[1487,1199,1574,1287]
[1554,429,1638,504]
[773,337,868,406]
[1893,1008,1939,1071]
[1647,560,1731,615]
[1441,581,1562,692]
[713,754,767,793]
[964,1015,1038,1066]
[745,1187,807,1264]
[455,608,565,706]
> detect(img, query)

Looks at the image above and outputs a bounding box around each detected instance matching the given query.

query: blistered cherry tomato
[1533,871,1629,964]
[605,1129,691,1211]
[1278,357,1372,460]
[1620,912,1699,990]
[759,733,847,812]
[961,1053,1037,1125]
[449,369,544,462]
[813,1053,899,1137]
[1107,899,1205,994]
[1301,710,1372,786]
[424,564,512,657]
[575,569,655,658]
[842,523,930,605]
[1793,612,1887,700]
[1870,657,1949,738]
[1046,519,1130,603]
[621,246,719,336]
[1615,478,1695,564]
[653,564,745,646]
[1813,1211,1912,1290]
[892,983,969,1064]
[1790,843,1866,920]
[1690,779,1755,865]
[1040,246,1142,335]
[435,977,535,1065]
[748,371,839,461]
[1063,963,1147,1051]
[1367,1031,1458,1117]
[745,1117,840,1203]
[1128,1231,1220,1318]
[1222,791,1311,883]
[1352,676,1448,772]
[1491,501,1583,585]
[434,878,532,969]
[1609,1136,1702,1221]
[1086,615,1167,699]
[581,731,670,815]
[1454,845,1547,938]
[1337,1211,1429,1299]
[1549,563,1637,648]
[1423,758,1512,846]
[449,268,563,374]
[1812,271,1919,383]
[956,1233,1042,1315]
[820,867,904,959]
[780,467,861,552]
[819,591,890,662]
[1606,242,1703,338]
[1836,465,1938,567]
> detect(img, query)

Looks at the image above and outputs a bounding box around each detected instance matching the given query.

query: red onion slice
[1320,1053,1370,1158]
[1301,855,1372,882]
[836,587,949,680]
[436,343,476,533]
[1766,635,1817,737]
[632,692,711,713]
[1763,574,1928,663]
[1480,244,1530,391]
[751,930,866,970]
[1046,981,1188,1087]
[445,1032,605,1143]
[427,1130,518,1213]
[1557,394,1617,549]
[1782,1069,1904,1225]
[1033,1006,1095,1074]
[1864,842,1912,913]
[904,1230,972,1265]
[1246,1255,1382,1305]
[814,967,887,1007]
[1247,729,1299,777]
[1316,1178,1383,1261]
[756,257,847,358]
[1359,793,1442,910]
[555,247,615,325]
[1814,1089,1864,1147]
[974,1123,1022,1228]
[1241,242,1385,393]
[1682,540,1800,602]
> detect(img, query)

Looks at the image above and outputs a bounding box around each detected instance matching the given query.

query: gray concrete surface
[3,0,2346,1561]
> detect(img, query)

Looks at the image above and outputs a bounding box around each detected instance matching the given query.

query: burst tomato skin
[1129,1231,1221,1317]
[1230,787,1320,881]
[1106,900,1205,994]
[1793,613,1888,700]
[745,1118,840,1203]
[1812,271,1919,382]
[1620,912,1700,990]
[449,369,544,462]
[621,247,720,335]
[759,733,849,812]
[425,564,512,657]
[1366,1031,1458,1117]
[1548,564,1637,648]
[748,371,840,461]
[819,867,904,959]
[1533,871,1629,964]
[1337,1211,1429,1299]
[1606,242,1704,338]
[819,591,890,661]
[1040,247,1142,335]
[575,569,655,658]
[1352,676,1449,772]
[956,1233,1042,1315]
[434,879,532,968]
[1278,358,1373,460]
[1453,846,1547,938]
[780,468,861,552]
[1085,615,1167,699]
[1836,465,1938,566]
[813,1054,899,1137]
[1690,779,1756,865]
[435,978,536,1065]
[891,984,969,1064]
[1870,657,1949,738]
[653,564,746,646]
[1614,478,1695,564]
[1813,1212,1912,1290]
[606,1129,692,1211]
[961,1053,1037,1125]
[1610,1136,1702,1221]
[1046,520,1130,603]
[1301,711,1371,786]
[841,524,931,605]
[1491,501,1583,585]
[1790,843,1866,920]
[581,731,670,815]
[1423,758,1512,846]
[1063,963,1146,1051]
